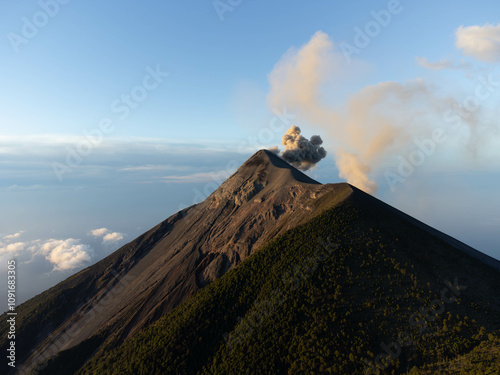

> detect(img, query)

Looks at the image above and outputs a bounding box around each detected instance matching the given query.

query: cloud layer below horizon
[0,225,127,274]
[0,234,93,271]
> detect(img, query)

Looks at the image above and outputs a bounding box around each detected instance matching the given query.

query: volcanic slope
[75,185,500,374]
[1,150,353,374]
[3,149,499,374]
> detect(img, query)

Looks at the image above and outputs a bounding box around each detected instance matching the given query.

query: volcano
[2,150,499,375]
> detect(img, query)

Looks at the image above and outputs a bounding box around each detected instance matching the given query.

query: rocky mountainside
[1,150,354,374]
[55,183,500,374]
[2,149,499,374]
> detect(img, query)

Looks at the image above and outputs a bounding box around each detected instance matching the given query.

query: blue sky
[1,0,500,303]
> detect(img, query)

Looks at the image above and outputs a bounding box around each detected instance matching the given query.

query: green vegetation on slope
[63,197,500,375]
[405,330,500,374]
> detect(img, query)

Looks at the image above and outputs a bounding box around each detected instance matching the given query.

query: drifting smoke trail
[267,31,499,194]
[336,150,378,195]
[280,125,327,171]
[266,31,383,192]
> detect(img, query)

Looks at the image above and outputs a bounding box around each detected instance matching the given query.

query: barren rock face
[12,149,500,375]
[198,253,227,287]
[12,150,500,375]
[17,150,354,373]
[234,181,263,206]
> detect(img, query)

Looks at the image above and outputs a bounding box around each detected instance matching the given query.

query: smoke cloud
[267,30,500,194]
[280,125,327,170]
[336,150,377,194]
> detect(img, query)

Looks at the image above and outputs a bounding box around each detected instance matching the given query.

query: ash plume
[280,125,327,170]
[267,145,280,154]
[336,150,377,194]
[267,31,500,194]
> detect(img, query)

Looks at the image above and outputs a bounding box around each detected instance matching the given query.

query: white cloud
[38,239,93,271]
[456,24,500,62]
[415,57,471,70]
[90,228,109,237]
[119,164,190,172]
[159,170,233,184]
[0,242,26,255]
[89,228,125,245]
[3,231,25,241]
[7,185,49,191]
[0,237,93,271]
[102,232,124,244]
[267,30,500,194]
[0,136,244,189]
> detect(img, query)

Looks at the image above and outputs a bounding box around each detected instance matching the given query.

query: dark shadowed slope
[0,150,351,374]
[349,185,500,273]
[2,149,499,374]
[76,185,500,374]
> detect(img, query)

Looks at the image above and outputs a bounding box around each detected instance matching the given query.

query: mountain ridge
[1,149,499,374]
[76,184,500,374]
[5,150,352,374]
[348,184,500,273]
